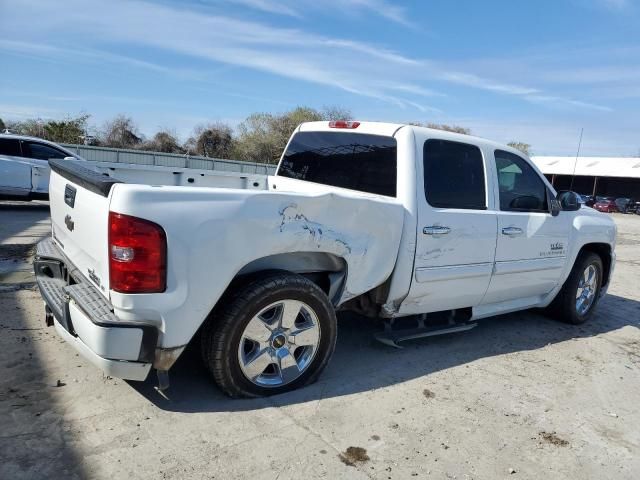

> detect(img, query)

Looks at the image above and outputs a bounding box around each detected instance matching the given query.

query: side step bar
[375,317,477,348]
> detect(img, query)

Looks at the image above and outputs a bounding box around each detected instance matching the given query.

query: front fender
[541,209,616,306]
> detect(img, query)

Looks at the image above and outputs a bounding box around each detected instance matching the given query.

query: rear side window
[23,142,67,160]
[423,139,486,209]
[278,131,397,197]
[494,150,548,212]
[0,138,22,156]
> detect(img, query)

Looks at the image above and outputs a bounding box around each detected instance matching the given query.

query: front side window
[423,139,486,209]
[278,131,397,197]
[24,142,67,161]
[0,138,22,156]
[495,149,548,212]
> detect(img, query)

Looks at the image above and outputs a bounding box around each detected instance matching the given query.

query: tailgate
[48,159,121,298]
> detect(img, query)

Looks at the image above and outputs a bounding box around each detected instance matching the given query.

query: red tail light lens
[108,212,167,293]
[328,120,360,129]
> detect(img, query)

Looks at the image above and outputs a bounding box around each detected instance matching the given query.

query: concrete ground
[1,202,639,480]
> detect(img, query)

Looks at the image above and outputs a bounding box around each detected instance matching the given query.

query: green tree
[43,114,90,144]
[235,106,332,163]
[0,118,6,132]
[507,141,532,156]
[234,113,281,163]
[0,105,354,161]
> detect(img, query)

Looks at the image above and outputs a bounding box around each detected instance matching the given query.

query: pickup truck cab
[0,134,82,200]
[34,121,616,397]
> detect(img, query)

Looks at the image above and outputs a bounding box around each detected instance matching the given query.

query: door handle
[502,227,523,236]
[423,226,451,235]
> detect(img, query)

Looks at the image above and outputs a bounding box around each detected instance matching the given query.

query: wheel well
[579,243,612,287]
[234,252,348,304]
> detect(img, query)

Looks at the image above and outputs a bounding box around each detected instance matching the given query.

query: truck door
[481,149,570,305]
[21,141,68,193]
[400,138,497,315]
[0,138,31,195]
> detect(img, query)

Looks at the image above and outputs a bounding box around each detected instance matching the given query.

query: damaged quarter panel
[108,183,404,348]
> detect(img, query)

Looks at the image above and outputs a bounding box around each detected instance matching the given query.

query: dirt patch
[423,388,435,399]
[539,431,569,447]
[338,446,370,466]
[370,434,380,441]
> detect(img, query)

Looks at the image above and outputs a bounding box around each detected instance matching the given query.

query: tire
[546,251,603,324]
[201,272,338,398]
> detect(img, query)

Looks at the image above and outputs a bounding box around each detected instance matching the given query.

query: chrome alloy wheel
[237,300,321,387]
[576,264,598,315]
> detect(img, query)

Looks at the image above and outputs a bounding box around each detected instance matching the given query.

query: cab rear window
[277,131,397,197]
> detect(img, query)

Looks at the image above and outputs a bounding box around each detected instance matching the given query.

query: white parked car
[33,121,616,397]
[0,134,82,200]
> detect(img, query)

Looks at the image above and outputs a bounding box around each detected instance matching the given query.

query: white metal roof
[531,156,640,179]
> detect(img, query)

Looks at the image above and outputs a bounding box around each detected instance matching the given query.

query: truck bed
[47,158,405,348]
[87,160,269,191]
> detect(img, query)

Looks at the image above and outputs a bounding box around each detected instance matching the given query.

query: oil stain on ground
[339,446,370,467]
[423,388,436,399]
[539,431,569,446]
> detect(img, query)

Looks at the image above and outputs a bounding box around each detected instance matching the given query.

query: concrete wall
[61,144,278,175]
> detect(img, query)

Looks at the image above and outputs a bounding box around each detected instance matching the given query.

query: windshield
[277,131,397,197]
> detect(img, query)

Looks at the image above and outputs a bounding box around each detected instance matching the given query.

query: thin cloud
[220,0,301,17]
[385,84,448,98]
[339,0,413,26]
[0,0,610,113]
[214,0,412,25]
[524,94,613,112]
[320,39,418,65]
[538,65,640,84]
[436,71,540,96]
[401,100,443,114]
[0,104,63,118]
[0,40,204,80]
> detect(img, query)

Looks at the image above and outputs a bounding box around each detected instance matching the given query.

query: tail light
[108,212,167,293]
[328,120,360,129]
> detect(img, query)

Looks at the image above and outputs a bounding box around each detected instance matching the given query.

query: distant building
[531,156,640,197]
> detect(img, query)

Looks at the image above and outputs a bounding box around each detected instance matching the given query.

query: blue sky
[1,0,638,156]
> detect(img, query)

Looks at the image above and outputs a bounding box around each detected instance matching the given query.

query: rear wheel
[201,272,337,398]
[546,252,603,324]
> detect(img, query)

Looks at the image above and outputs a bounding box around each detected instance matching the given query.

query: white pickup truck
[34,121,616,397]
[0,134,82,200]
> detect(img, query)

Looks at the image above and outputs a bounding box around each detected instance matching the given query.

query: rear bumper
[34,237,156,381]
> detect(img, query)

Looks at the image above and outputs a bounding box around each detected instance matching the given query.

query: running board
[374,322,477,348]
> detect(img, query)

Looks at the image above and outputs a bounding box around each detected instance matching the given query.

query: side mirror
[558,191,581,212]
